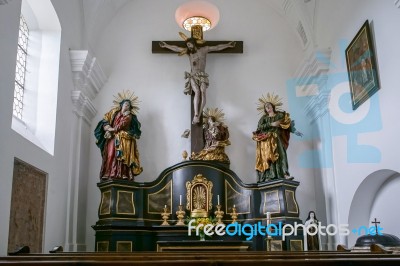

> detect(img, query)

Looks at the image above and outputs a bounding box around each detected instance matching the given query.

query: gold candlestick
[230,205,238,224]
[161,205,170,226]
[175,205,186,226]
[214,204,224,225]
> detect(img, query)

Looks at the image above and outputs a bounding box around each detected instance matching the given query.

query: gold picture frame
[345,20,380,110]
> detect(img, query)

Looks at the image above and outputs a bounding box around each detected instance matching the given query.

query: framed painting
[345,20,380,110]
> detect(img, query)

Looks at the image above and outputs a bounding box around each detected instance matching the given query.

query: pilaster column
[65,50,107,251]
[294,48,340,250]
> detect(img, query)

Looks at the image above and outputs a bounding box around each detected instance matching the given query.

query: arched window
[13,15,29,120]
[11,0,61,155]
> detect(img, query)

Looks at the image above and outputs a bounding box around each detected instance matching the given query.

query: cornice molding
[293,48,332,123]
[71,90,97,124]
[69,49,107,100]
[267,0,315,50]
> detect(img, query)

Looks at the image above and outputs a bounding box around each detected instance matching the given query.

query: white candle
[217,195,220,205]
[233,204,236,208]
[164,205,167,209]
[266,212,271,226]
[179,195,182,205]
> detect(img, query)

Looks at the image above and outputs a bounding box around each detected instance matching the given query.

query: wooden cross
[152,41,243,54]
[152,38,243,153]
[371,218,380,234]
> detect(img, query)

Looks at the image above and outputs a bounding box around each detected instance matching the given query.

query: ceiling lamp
[175,1,220,34]
[183,16,211,32]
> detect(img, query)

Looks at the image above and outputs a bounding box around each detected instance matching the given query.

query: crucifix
[371,218,380,235]
[152,25,243,153]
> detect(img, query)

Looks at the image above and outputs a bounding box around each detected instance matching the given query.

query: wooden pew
[2,251,400,265]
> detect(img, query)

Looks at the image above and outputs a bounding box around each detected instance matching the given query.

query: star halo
[256,92,283,114]
[202,107,225,124]
[112,90,140,115]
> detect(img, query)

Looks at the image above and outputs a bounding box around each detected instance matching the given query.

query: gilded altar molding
[99,190,111,215]
[147,180,172,214]
[186,174,213,217]
[224,181,251,214]
[290,239,303,251]
[285,190,299,214]
[96,241,109,252]
[116,190,135,215]
[263,190,281,215]
[116,241,133,252]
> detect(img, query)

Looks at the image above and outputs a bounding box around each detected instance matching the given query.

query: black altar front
[92,160,303,252]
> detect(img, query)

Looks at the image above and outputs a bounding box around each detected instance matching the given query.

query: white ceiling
[82,0,130,47]
[82,0,317,51]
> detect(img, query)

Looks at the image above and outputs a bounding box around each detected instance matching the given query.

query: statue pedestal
[258,179,301,223]
[94,180,140,226]
[258,179,304,251]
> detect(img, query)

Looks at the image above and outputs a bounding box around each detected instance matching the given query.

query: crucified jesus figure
[160,36,235,124]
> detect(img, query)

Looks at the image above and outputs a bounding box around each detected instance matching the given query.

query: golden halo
[202,107,225,124]
[257,92,283,114]
[112,90,140,114]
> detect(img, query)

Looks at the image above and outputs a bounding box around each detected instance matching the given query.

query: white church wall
[0,0,393,253]
[313,0,400,248]
[348,170,400,248]
[0,0,22,256]
[308,114,338,250]
[0,0,84,255]
[369,174,400,242]
[85,0,316,249]
[49,0,87,252]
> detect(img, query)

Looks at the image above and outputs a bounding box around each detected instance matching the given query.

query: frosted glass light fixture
[175,0,220,33]
[183,16,211,32]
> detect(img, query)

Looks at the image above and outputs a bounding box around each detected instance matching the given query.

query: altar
[156,240,252,252]
[91,2,306,252]
[92,160,303,252]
